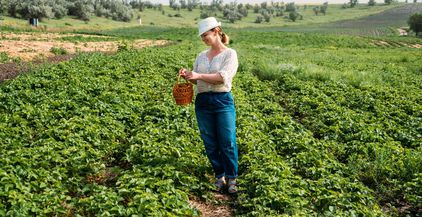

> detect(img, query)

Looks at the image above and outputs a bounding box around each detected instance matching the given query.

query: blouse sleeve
[218,49,238,86]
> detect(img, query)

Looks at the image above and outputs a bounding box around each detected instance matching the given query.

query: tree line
[0,0,331,23]
[0,0,420,35]
[0,0,134,22]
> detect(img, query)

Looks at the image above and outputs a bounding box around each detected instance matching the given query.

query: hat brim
[198,22,221,37]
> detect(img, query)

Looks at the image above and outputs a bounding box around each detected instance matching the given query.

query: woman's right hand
[179,68,188,78]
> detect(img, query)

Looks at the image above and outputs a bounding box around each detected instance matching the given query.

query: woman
[179,17,239,194]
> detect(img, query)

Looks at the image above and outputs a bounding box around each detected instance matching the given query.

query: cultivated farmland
[0,2,421,216]
[273,3,422,37]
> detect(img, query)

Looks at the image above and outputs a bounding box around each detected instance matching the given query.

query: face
[200,29,217,45]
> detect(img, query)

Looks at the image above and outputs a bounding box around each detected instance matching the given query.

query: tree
[368,0,376,6]
[350,0,358,7]
[180,0,187,9]
[255,14,263,23]
[260,2,267,9]
[15,0,54,20]
[239,7,248,17]
[263,11,270,22]
[4,0,20,17]
[187,0,199,11]
[320,2,328,15]
[408,13,422,36]
[110,1,133,22]
[289,11,298,22]
[313,6,319,16]
[253,4,260,13]
[0,0,7,14]
[49,0,68,19]
[275,9,283,17]
[285,2,296,12]
[68,0,94,21]
[169,0,176,8]
[384,0,393,4]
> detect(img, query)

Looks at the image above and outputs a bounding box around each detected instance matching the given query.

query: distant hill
[327,3,422,28]
[267,3,422,36]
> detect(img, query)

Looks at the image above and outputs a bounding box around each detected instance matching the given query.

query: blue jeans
[195,92,238,179]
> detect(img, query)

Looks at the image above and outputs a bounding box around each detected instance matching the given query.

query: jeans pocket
[222,92,234,106]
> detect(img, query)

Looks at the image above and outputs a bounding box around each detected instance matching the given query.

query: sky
[153,0,390,5]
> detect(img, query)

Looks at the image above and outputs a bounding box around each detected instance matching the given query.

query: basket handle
[177,74,181,84]
[177,74,189,84]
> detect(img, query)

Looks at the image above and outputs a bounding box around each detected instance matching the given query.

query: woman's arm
[179,69,224,85]
[187,71,223,85]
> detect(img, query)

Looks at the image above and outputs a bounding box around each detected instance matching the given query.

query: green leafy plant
[50,47,68,55]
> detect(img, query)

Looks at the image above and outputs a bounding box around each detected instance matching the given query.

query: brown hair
[214,27,230,45]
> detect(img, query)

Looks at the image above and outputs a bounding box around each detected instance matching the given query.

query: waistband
[197,91,231,95]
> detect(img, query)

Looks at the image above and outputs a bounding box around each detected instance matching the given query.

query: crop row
[1,29,421,215]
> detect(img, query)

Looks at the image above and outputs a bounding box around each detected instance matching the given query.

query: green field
[275,3,422,36]
[0,4,404,32]
[0,2,421,216]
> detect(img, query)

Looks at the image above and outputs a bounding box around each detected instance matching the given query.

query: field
[0,4,401,31]
[277,3,422,36]
[0,2,421,216]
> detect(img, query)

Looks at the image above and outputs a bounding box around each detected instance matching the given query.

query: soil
[397,28,408,36]
[189,193,233,217]
[0,32,169,82]
[0,54,76,82]
[0,32,168,61]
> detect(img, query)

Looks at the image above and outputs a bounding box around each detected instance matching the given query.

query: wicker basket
[173,75,193,106]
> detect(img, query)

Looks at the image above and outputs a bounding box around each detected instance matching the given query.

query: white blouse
[193,48,238,93]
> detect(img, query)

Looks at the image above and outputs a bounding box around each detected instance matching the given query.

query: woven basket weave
[173,75,193,106]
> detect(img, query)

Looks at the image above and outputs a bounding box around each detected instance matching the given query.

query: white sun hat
[198,17,221,37]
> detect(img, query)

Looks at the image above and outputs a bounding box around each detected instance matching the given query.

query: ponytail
[214,27,230,45]
[221,32,230,45]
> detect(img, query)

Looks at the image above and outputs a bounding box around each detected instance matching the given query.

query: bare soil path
[189,192,234,217]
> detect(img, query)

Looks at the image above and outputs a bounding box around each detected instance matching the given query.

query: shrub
[350,0,358,7]
[285,2,296,12]
[320,2,328,15]
[313,7,320,16]
[50,47,67,55]
[263,12,271,22]
[255,15,263,23]
[368,0,376,6]
[51,2,67,19]
[289,11,299,22]
[408,13,422,36]
[0,52,11,63]
[117,40,132,52]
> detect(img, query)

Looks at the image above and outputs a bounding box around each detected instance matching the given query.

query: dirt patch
[397,28,408,36]
[371,40,421,49]
[0,32,170,82]
[0,54,75,82]
[0,32,110,41]
[0,40,167,61]
[0,32,168,61]
[377,41,390,46]
[189,193,233,217]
